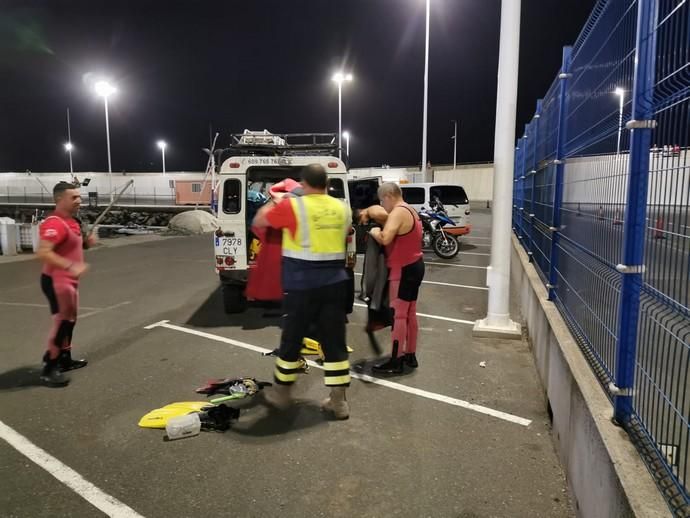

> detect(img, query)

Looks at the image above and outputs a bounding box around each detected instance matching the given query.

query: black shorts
[398,259,425,302]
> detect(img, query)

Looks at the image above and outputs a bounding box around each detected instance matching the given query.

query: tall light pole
[94,80,116,202]
[65,108,74,174]
[473,0,522,339]
[342,131,350,163]
[451,119,458,169]
[64,142,74,174]
[332,72,353,160]
[421,0,430,174]
[615,87,625,155]
[157,140,167,175]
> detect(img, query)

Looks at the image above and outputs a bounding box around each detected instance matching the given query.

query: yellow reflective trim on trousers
[276,358,304,370]
[323,360,350,371]
[324,374,351,386]
[274,368,298,383]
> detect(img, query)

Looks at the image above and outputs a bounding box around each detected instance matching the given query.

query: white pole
[103,97,113,202]
[617,91,624,155]
[161,147,166,175]
[474,0,522,338]
[66,109,74,174]
[453,119,457,169]
[421,0,430,173]
[338,82,343,160]
[346,134,350,158]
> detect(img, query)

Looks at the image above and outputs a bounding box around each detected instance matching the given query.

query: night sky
[0,0,595,173]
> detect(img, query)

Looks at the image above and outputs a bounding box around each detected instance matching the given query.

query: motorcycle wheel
[432,233,459,259]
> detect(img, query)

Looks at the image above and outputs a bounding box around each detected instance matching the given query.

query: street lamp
[64,142,74,174]
[614,87,625,155]
[332,71,353,160]
[421,0,431,174]
[451,120,458,169]
[94,80,117,201]
[342,131,350,162]
[157,140,167,175]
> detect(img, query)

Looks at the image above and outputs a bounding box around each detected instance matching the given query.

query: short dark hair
[53,181,78,200]
[301,164,328,190]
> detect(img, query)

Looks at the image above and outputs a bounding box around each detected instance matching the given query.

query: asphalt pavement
[0,210,573,518]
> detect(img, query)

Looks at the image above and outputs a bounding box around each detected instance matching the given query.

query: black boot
[404,353,419,369]
[372,341,405,375]
[41,359,70,387]
[58,351,88,372]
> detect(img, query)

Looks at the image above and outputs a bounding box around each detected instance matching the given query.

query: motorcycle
[418,197,461,259]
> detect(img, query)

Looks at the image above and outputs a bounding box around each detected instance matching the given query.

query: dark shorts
[397,259,425,302]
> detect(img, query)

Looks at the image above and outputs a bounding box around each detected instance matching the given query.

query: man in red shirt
[37,181,95,386]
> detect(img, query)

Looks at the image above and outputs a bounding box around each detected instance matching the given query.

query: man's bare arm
[361,205,389,225]
[36,240,88,278]
[370,207,406,246]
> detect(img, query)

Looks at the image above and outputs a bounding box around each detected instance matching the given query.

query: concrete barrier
[511,235,669,517]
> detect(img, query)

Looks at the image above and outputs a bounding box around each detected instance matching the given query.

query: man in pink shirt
[37,182,95,386]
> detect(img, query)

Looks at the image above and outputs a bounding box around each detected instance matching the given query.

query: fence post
[528,100,543,263]
[516,136,525,246]
[613,0,658,424]
[520,133,529,249]
[547,46,572,301]
[513,144,520,237]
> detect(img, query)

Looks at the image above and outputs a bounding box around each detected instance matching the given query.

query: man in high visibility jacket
[253,164,352,420]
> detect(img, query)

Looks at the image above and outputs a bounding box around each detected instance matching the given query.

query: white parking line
[352,302,475,325]
[425,262,488,269]
[79,301,133,319]
[425,251,491,257]
[353,273,487,291]
[462,243,492,247]
[143,320,532,427]
[0,419,144,518]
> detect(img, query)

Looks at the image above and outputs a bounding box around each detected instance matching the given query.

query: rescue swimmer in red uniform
[37,181,96,386]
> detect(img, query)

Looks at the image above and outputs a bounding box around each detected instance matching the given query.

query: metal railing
[513,0,689,513]
[0,189,176,207]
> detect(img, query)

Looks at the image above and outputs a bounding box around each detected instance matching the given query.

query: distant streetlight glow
[93,79,117,201]
[64,142,74,174]
[65,108,74,174]
[332,71,353,160]
[157,140,167,174]
[94,80,117,98]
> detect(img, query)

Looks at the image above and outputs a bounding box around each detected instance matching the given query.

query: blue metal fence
[514,0,690,513]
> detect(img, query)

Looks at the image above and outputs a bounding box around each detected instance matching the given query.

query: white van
[400,183,470,228]
[213,132,357,313]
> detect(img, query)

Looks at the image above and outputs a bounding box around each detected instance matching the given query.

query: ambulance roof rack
[219,131,339,159]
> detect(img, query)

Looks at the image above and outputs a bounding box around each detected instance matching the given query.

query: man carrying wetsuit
[361,182,425,374]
